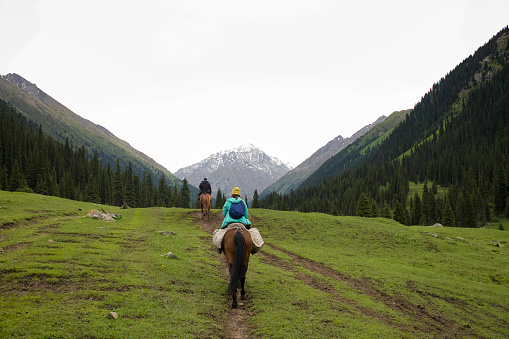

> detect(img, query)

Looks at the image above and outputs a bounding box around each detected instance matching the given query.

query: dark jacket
[199,180,211,194]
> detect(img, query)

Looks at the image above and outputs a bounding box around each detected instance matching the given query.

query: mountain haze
[0,73,184,188]
[261,115,388,197]
[175,144,291,202]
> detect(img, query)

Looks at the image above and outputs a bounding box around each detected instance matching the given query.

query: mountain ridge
[261,115,388,197]
[175,143,291,201]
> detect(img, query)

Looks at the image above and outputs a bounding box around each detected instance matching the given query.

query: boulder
[106,312,118,319]
[87,209,115,222]
[162,251,177,259]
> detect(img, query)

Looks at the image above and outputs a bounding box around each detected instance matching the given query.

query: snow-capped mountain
[175,144,292,202]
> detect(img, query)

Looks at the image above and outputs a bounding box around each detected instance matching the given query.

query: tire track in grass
[261,243,477,338]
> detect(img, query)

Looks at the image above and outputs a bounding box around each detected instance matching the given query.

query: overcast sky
[1,1,508,172]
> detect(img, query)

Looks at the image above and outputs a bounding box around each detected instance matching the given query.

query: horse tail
[228,232,245,296]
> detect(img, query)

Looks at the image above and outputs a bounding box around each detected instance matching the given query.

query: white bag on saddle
[212,223,264,253]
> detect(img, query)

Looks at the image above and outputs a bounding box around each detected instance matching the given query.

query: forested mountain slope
[0,99,194,207]
[0,74,181,187]
[301,109,409,189]
[261,27,509,227]
[261,115,389,197]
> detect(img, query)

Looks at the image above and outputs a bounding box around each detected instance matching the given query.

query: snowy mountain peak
[175,144,292,201]
[232,143,258,152]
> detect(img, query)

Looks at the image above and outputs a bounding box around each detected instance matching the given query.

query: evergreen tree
[112,159,124,206]
[464,193,477,227]
[123,163,136,207]
[382,202,392,219]
[455,192,466,227]
[370,200,379,217]
[84,174,100,203]
[356,193,371,217]
[179,179,190,208]
[252,189,261,208]
[157,175,168,207]
[393,200,407,225]
[442,197,456,227]
[8,160,27,191]
[214,188,224,209]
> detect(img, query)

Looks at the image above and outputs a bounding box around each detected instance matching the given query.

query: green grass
[251,209,509,338]
[1,191,508,338]
[0,191,224,338]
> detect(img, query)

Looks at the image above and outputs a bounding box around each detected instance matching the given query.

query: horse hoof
[232,302,238,309]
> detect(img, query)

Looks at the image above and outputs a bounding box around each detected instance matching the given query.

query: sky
[1,1,508,173]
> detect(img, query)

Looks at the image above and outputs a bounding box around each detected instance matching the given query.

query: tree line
[0,98,191,208]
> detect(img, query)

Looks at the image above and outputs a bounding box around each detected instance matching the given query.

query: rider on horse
[198,177,211,197]
[222,187,251,229]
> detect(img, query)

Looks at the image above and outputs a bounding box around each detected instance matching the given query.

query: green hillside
[0,75,181,187]
[1,191,507,338]
[261,27,509,227]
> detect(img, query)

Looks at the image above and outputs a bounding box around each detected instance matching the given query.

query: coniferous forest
[0,98,191,208]
[260,27,509,227]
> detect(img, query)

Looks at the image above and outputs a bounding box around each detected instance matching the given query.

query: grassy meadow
[1,191,508,338]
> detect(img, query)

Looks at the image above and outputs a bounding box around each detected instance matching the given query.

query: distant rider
[198,177,211,198]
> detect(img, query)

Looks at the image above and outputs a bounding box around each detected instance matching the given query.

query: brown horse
[223,225,253,308]
[200,193,212,220]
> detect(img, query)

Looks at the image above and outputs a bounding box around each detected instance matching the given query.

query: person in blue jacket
[222,186,251,229]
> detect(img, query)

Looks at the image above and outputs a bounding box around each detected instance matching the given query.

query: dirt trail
[192,211,252,339]
[192,211,475,339]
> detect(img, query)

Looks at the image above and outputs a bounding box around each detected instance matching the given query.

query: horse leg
[232,288,238,308]
[228,263,238,308]
[240,274,246,300]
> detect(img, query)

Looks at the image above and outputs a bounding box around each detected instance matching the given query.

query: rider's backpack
[229,200,245,219]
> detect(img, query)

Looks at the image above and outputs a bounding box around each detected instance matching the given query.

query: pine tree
[214,188,224,209]
[455,192,466,227]
[179,179,190,208]
[8,160,27,191]
[442,197,456,227]
[464,193,477,228]
[370,201,379,217]
[412,193,422,225]
[356,193,371,217]
[112,159,124,206]
[393,200,407,225]
[382,202,392,219]
[84,174,100,203]
[252,189,261,208]
[123,163,135,207]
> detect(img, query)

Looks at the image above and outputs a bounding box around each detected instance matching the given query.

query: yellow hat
[232,187,241,196]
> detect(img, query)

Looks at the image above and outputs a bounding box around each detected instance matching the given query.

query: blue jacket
[222,197,251,228]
